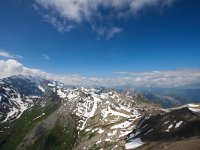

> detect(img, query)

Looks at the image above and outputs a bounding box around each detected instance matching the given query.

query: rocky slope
[126,104,200,149]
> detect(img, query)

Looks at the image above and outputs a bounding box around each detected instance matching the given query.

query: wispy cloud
[15,55,24,59]
[43,15,74,32]
[1,59,200,89]
[33,0,177,38]
[106,27,123,40]
[42,54,50,60]
[0,50,23,59]
[0,51,14,58]
[92,26,123,40]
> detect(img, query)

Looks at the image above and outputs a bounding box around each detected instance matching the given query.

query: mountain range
[0,75,200,150]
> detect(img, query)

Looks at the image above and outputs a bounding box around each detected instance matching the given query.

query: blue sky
[0,0,200,87]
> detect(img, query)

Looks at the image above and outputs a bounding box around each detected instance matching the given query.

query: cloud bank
[1,59,200,89]
[34,0,176,38]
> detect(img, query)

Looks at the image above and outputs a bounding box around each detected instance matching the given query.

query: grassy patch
[28,124,78,150]
[89,144,101,150]
[88,132,96,139]
[102,141,118,149]
[0,103,59,150]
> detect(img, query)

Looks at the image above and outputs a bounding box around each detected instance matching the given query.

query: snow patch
[48,82,56,87]
[107,130,117,136]
[164,121,169,125]
[67,92,77,99]
[38,85,45,92]
[175,121,183,128]
[166,124,173,132]
[80,95,101,130]
[57,89,66,98]
[189,107,200,112]
[111,121,131,129]
[188,104,199,107]
[96,140,101,144]
[125,138,144,149]
[2,94,33,123]
[144,129,154,135]
[98,128,104,134]
[105,138,111,141]
[33,113,45,121]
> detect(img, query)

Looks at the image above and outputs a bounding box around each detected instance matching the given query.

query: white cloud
[0,50,23,59]
[34,0,176,38]
[1,59,200,89]
[0,59,46,78]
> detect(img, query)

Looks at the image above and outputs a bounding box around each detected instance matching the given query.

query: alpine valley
[0,75,200,150]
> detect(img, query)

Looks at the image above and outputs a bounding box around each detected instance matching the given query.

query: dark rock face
[1,75,43,96]
[126,106,200,149]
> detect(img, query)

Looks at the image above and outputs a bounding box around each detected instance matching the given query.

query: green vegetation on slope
[0,102,60,150]
[28,124,78,150]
